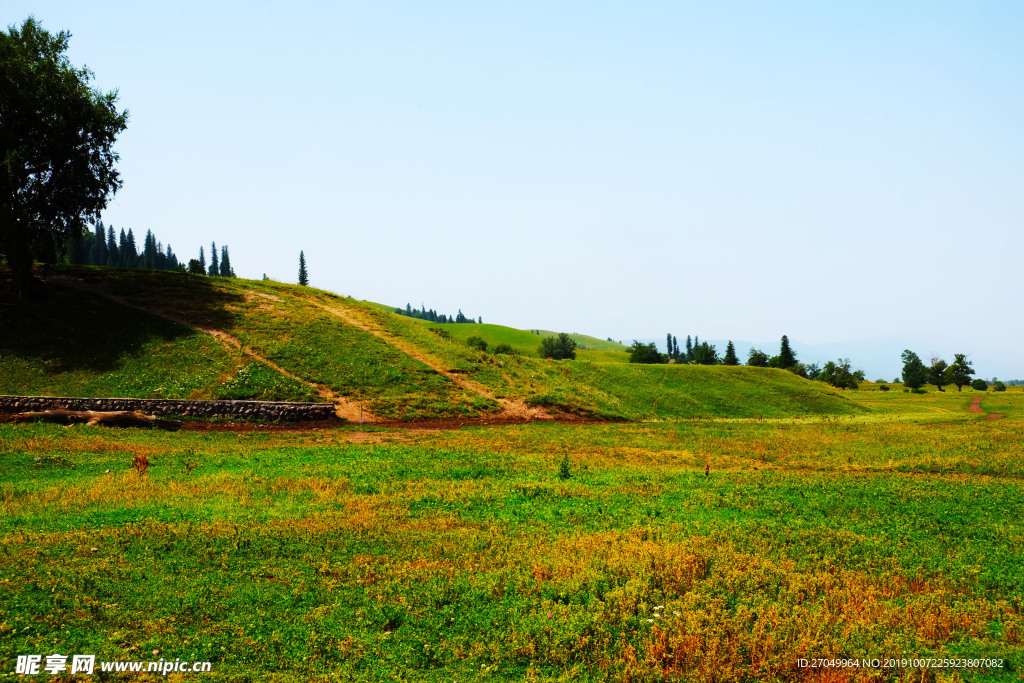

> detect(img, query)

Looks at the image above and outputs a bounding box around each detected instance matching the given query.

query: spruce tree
[209,242,219,276]
[298,251,309,285]
[142,230,157,269]
[723,341,739,366]
[89,222,106,266]
[685,335,693,362]
[198,246,205,274]
[125,229,138,268]
[105,227,117,266]
[219,245,233,277]
[778,335,797,369]
[672,335,679,360]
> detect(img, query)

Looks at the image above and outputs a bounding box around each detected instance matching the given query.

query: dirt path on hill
[968,395,1004,420]
[311,299,551,422]
[52,277,372,423]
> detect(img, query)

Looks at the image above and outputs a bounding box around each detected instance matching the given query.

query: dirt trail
[55,277,372,422]
[968,395,1004,421]
[311,299,551,421]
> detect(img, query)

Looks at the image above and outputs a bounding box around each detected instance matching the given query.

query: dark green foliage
[557,454,572,480]
[492,343,516,355]
[219,245,234,277]
[298,251,308,286]
[538,333,577,360]
[466,336,488,352]
[747,348,769,367]
[777,335,797,369]
[187,259,204,275]
[723,341,739,366]
[628,341,665,364]
[0,18,128,297]
[430,328,452,340]
[971,379,989,391]
[901,350,928,390]
[209,242,219,276]
[806,362,822,380]
[993,381,1006,392]
[948,353,974,392]
[685,335,694,362]
[394,302,474,324]
[878,384,890,391]
[819,358,859,389]
[928,357,949,392]
[692,341,718,365]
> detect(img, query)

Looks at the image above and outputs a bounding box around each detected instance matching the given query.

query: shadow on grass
[0,266,243,374]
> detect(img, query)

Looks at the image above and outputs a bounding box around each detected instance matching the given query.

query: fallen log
[11,409,182,431]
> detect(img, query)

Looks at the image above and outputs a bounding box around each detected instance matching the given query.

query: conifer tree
[685,335,693,362]
[142,230,157,269]
[105,227,117,266]
[89,222,106,266]
[198,246,205,274]
[778,335,797,369]
[124,228,138,268]
[219,245,233,277]
[209,242,219,276]
[298,251,308,285]
[723,341,739,366]
[672,335,679,360]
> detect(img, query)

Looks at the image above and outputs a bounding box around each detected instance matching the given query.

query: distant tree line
[630,333,874,390]
[395,303,480,324]
[63,222,236,277]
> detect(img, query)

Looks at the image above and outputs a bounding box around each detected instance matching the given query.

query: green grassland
[2,391,1022,681]
[1,267,864,422]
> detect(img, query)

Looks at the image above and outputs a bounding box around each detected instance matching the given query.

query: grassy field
[1,389,1021,681]
[0,267,865,422]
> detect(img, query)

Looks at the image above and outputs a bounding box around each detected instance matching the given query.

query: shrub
[628,341,665,364]
[538,333,577,360]
[492,343,517,355]
[993,381,1006,392]
[466,336,488,352]
[878,384,889,391]
[430,328,451,340]
[971,379,989,391]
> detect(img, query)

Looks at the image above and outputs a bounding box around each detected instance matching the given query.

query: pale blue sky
[9,2,1024,378]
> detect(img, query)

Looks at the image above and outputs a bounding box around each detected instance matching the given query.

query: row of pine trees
[394,303,480,324]
[66,222,235,277]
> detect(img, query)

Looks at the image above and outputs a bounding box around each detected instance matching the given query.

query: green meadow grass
[2,399,1022,681]
[1,267,862,422]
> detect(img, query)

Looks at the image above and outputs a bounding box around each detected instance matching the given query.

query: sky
[9,1,1024,379]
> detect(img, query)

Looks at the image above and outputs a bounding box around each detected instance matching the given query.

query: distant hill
[0,266,866,422]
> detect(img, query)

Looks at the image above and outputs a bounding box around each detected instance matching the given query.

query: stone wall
[0,395,338,422]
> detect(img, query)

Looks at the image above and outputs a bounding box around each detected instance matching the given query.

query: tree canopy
[901,350,927,390]
[628,341,665,364]
[539,333,577,360]
[1,17,128,297]
[947,354,975,392]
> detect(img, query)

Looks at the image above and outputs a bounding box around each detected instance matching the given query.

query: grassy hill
[0,266,866,421]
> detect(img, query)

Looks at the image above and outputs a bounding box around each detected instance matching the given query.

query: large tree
[901,350,928,390]
[928,357,950,392]
[0,17,128,298]
[947,353,975,392]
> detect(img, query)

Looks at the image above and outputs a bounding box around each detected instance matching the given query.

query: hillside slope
[0,267,866,421]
